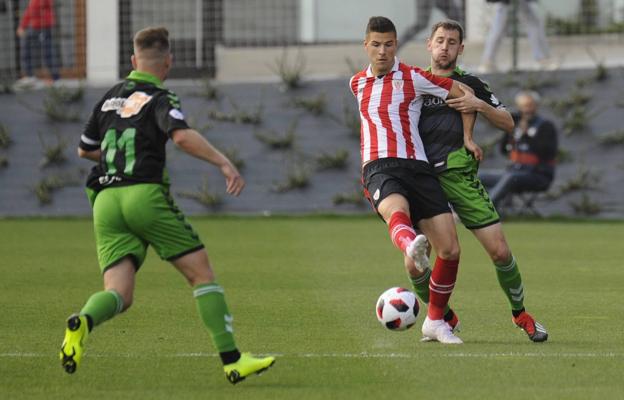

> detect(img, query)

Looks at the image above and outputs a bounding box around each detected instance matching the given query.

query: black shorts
[362,158,451,224]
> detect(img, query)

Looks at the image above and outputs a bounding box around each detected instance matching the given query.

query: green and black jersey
[79,70,189,191]
[419,66,505,173]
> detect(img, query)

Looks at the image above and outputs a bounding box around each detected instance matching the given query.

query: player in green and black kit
[406,20,548,342]
[59,27,275,383]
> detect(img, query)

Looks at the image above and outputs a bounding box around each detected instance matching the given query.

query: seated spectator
[479,90,558,207]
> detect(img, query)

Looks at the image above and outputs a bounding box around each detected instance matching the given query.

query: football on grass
[375,287,419,331]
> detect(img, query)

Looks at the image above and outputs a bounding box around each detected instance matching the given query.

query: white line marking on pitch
[1,352,621,359]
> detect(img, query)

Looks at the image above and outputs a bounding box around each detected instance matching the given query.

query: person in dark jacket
[479,90,557,207]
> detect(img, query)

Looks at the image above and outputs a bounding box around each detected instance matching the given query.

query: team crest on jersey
[392,80,404,90]
[101,91,153,118]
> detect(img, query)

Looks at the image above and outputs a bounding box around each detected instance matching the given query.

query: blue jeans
[479,167,552,207]
[21,28,60,80]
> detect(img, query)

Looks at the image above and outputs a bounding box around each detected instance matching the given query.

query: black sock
[443,308,455,322]
[85,314,94,332]
[220,349,241,365]
[512,307,525,318]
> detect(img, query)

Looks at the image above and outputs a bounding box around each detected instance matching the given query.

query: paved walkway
[215,34,624,82]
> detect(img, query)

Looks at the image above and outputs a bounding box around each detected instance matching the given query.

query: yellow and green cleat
[223,353,275,384]
[59,314,89,374]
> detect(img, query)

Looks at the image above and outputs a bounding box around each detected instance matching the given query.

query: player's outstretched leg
[513,311,548,342]
[193,282,276,384]
[59,314,89,374]
[223,353,277,385]
[406,234,431,272]
[406,259,461,339]
[422,256,462,344]
[60,288,125,373]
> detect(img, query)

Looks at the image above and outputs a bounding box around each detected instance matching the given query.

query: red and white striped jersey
[349,58,453,164]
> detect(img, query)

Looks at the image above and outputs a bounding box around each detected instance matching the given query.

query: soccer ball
[375,287,419,331]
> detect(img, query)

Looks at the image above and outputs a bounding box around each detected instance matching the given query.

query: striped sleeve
[411,67,452,100]
[349,71,365,98]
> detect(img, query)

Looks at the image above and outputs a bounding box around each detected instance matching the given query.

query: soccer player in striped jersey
[408,20,547,342]
[59,27,275,383]
[350,16,477,344]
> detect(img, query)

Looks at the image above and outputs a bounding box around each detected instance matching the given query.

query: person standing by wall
[14,0,60,89]
[479,0,556,73]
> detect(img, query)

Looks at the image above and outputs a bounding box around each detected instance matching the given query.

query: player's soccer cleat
[421,316,463,344]
[59,314,89,374]
[223,353,276,385]
[406,234,430,272]
[513,311,548,342]
[421,308,461,342]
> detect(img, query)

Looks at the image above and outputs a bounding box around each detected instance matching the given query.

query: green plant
[273,166,310,193]
[32,173,80,205]
[207,101,263,125]
[0,155,8,168]
[547,88,591,117]
[38,132,69,167]
[598,129,624,145]
[177,179,223,209]
[332,189,365,206]
[255,120,297,150]
[342,99,361,140]
[0,77,14,94]
[548,165,601,199]
[0,123,12,149]
[272,49,306,91]
[292,92,326,116]
[316,149,349,170]
[562,106,590,135]
[569,193,602,216]
[222,147,246,171]
[521,72,560,91]
[556,148,574,163]
[43,98,81,122]
[46,84,84,103]
[196,77,220,100]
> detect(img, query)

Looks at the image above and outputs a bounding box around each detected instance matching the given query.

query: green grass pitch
[0,217,622,399]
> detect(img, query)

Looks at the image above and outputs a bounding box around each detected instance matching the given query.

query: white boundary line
[1,352,621,359]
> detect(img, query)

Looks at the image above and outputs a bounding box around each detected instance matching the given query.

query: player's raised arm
[446,82,514,133]
[446,82,482,161]
[171,128,245,196]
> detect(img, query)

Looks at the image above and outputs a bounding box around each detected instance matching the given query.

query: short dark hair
[429,20,464,43]
[133,26,170,54]
[366,16,397,36]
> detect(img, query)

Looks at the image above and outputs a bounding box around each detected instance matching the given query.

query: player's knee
[437,243,460,261]
[186,270,216,287]
[489,244,511,264]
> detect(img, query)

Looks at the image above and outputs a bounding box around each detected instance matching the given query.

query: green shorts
[91,183,203,273]
[438,149,500,230]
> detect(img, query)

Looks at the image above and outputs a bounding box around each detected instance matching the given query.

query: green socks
[80,290,124,329]
[494,255,525,311]
[193,283,237,353]
[409,268,432,303]
[408,268,450,315]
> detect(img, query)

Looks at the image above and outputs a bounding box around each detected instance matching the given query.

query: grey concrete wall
[0,67,623,218]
